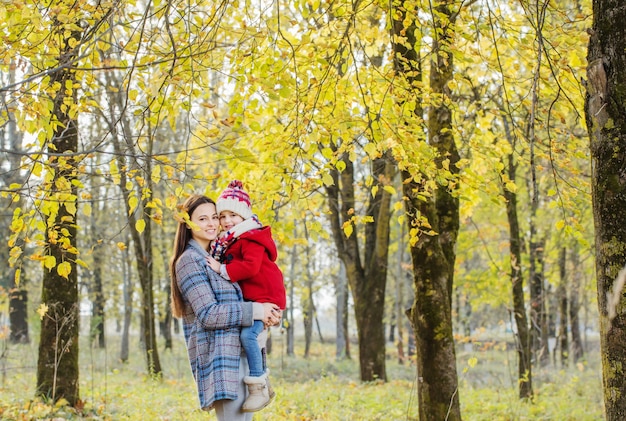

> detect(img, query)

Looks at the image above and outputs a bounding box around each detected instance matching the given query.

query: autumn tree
[390,0,462,418]
[326,153,395,381]
[35,9,83,406]
[1,62,29,345]
[585,0,626,419]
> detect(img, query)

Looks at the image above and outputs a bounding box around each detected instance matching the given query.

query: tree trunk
[303,303,313,358]
[569,246,584,362]
[391,3,461,419]
[586,2,626,418]
[499,100,534,399]
[402,169,461,421]
[315,313,324,344]
[160,244,173,350]
[98,53,161,375]
[558,247,569,367]
[120,243,132,363]
[395,235,405,364]
[90,246,106,348]
[335,260,350,360]
[503,155,534,400]
[36,23,80,405]
[9,278,29,344]
[530,238,549,366]
[2,62,30,345]
[134,209,161,375]
[303,225,313,358]
[287,239,296,357]
[325,152,393,382]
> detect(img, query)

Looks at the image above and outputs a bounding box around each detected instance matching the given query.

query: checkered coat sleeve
[175,239,254,410]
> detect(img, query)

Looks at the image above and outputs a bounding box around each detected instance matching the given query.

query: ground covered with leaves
[0,331,604,420]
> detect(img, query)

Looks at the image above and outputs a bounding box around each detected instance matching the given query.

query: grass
[0,329,605,420]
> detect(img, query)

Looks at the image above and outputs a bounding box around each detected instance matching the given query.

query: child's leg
[240,320,265,377]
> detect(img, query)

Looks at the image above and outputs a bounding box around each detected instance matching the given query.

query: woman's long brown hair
[169,194,215,318]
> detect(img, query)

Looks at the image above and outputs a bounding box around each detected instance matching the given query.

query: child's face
[220,210,244,231]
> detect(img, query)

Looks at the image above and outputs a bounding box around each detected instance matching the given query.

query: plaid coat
[175,239,254,410]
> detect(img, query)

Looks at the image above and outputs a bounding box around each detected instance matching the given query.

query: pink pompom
[228,180,244,189]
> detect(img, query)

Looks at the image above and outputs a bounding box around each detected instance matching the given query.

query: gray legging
[213,330,267,421]
[213,356,253,421]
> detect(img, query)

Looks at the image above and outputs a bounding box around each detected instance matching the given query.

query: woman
[169,194,281,420]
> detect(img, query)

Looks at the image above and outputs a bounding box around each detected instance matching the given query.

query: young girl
[207,180,287,413]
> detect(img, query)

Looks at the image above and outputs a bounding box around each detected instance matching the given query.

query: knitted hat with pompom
[216,180,253,219]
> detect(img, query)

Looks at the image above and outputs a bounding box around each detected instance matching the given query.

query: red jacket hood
[238,226,278,261]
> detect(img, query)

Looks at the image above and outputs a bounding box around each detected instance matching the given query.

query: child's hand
[206,255,221,273]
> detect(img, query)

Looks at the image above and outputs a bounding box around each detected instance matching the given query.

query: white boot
[242,373,270,412]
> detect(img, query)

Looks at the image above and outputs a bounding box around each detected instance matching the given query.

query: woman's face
[189,202,220,247]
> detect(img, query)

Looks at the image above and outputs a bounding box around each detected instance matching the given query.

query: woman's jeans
[240,320,265,377]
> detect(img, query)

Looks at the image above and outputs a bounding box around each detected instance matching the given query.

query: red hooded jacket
[223,226,287,309]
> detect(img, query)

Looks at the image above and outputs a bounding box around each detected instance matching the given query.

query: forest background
[0,0,609,420]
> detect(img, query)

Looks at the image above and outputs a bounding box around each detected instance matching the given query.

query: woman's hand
[206,255,221,273]
[262,302,282,327]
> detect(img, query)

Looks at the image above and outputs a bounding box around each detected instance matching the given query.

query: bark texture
[36,24,80,404]
[558,247,569,367]
[2,62,30,345]
[500,101,533,398]
[503,179,533,399]
[326,152,394,382]
[391,1,462,419]
[585,1,626,419]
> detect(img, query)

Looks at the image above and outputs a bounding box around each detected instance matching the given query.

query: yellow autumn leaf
[383,185,396,195]
[136,218,146,234]
[504,181,517,193]
[9,246,22,264]
[14,268,21,287]
[57,261,72,279]
[44,255,56,270]
[363,143,378,158]
[468,356,478,368]
[37,303,49,320]
[110,159,120,185]
[342,221,353,238]
[82,202,92,216]
[128,196,138,215]
[151,165,161,184]
[65,202,76,215]
[117,242,127,250]
[232,148,258,163]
